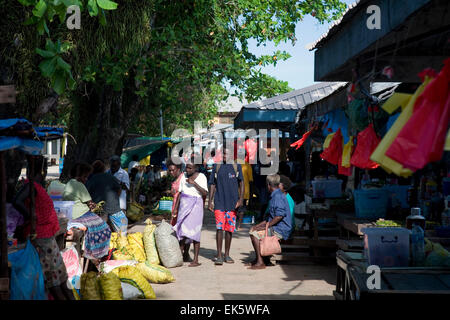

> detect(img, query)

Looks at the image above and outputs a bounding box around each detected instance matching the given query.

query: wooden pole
[0,151,7,278]
[28,156,36,241]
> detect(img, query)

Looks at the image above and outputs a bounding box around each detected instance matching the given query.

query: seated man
[247,174,292,270]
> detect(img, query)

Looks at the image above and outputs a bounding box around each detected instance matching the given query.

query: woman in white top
[172,161,208,267]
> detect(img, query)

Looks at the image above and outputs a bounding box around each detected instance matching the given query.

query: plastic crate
[311,180,342,198]
[353,189,389,219]
[362,227,410,267]
[384,185,410,209]
[241,216,253,224]
[159,200,173,211]
[53,201,74,219]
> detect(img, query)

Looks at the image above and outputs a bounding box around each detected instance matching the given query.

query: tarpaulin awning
[0,118,43,155]
[35,126,64,141]
[121,138,171,168]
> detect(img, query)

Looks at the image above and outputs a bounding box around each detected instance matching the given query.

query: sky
[247,0,355,91]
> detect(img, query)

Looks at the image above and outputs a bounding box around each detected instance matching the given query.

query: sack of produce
[127,202,145,222]
[60,246,83,291]
[121,282,142,300]
[112,266,156,299]
[110,232,119,250]
[154,220,183,268]
[99,272,123,300]
[127,232,146,263]
[80,272,102,300]
[99,260,138,274]
[112,250,134,261]
[137,261,175,284]
[143,219,160,265]
[116,233,129,249]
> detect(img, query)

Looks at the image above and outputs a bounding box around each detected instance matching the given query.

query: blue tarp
[35,126,64,139]
[320,109,350,143]
[0,118,43,155]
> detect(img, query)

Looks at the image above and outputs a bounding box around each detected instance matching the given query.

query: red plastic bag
[244,138,258,163]
[350,124,380,169]
[290,128,314,150]
[320,128,343,165]
[386,59,450,171]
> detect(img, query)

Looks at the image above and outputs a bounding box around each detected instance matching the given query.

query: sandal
[214,257,223,265]
[224,256,235,264]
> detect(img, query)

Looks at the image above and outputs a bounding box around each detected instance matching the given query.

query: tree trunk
[61,85,143,181]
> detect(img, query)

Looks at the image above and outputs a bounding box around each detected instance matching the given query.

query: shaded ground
[129,210,337,300]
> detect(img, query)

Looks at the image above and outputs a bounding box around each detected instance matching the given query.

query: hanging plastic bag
[8,239,47,300]
[341,136,354,168]
[386,59,450,171]
[320,129,343,165]
[351,124,380,169]
[143,219,160,265]
[109,211,128,236]
[290,127,314,150]
[370,71,436,177]
[61,246,83,291]
[323,132,335,150]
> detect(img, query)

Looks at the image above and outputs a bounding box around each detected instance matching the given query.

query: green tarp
[121,138,169,168]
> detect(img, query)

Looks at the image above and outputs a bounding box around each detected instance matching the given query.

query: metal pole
[160,107,164,140]
[0,152,7,278]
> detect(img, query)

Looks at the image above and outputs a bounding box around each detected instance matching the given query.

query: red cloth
[350,124,380,169]
[386,59,450,171]
[290,128,313,150]
[24,181,60,239]
[320,128,343,165]
[245,138,258,163]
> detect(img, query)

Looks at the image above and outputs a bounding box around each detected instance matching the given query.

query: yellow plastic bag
[80,272,102,300]
[370,76,434,177]
[341,136,354,168]
[114,266,156,299]
[112,249,134,261]
[143,219,160,265]
[323,132,335,149]
[99,272,123,300]
[137,262,175,284]
[127,233,146,263]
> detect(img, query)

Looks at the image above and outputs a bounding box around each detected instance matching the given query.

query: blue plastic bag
[8,239,47,300]
[109,211,128,235]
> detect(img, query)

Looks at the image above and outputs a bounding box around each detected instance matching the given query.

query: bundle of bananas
[92,201,106,214]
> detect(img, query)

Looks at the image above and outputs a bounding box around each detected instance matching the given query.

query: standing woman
[167,160,183,226]
[63,162,111,265]
[13,156,74,300]
[172,161,208,267]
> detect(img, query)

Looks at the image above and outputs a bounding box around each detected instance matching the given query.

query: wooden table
[334,250,450,300]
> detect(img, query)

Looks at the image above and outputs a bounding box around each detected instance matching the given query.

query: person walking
[208,147,244,265]
[247,174,292,270]
[237,161,253,231]
[108,155,130,213]
[172,160,208,267]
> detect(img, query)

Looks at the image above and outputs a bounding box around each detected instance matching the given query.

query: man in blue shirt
[208,147,244,265]
[247,174,292,270]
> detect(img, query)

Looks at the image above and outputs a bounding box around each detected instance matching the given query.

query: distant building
[213,96,248,125]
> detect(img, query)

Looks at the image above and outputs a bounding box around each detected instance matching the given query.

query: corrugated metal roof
[242,82,347,111]
[308,0,366,51]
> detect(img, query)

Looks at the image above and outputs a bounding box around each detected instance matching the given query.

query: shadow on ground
[221,293,334,300]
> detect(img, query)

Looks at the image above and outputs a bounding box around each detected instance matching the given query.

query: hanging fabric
[370,70,437,177]
[386,58,450,171]
[323,132,336,150]
[320,128,343,166]
[290,127,314,150]
[350,124,380,170]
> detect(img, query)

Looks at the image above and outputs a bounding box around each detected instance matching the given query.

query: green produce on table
[160,196,173,201]
[375,219,402,227]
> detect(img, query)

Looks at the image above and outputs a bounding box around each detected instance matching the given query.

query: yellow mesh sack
[137,262,175,284]
[127,232,146,263]
[143,219,160,265]
[99,272,123,300]
[112,249,134,261]
[80,272,102,300]
[110,232,118,250]
[116,233,129,249]
[114,266,156,299]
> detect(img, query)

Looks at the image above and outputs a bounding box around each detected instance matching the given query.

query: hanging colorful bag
[351,124,380,169]
[320,128,343,165]
[386,58,450,171]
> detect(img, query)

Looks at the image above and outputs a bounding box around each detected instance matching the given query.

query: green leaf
[57,57,71,72]
[60,42,71,53]
[56,4,67,23]
[36,19,45,35]
[32,0,47,18]
[39,57,57,77]
[87,0,98,16]
[23,16,39,26]
[35,48,56,58]
[98,8,106,26]
[97,0,117,10]
[18,0,36,6]
[45,39,57,53]
[52,72,66,95]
